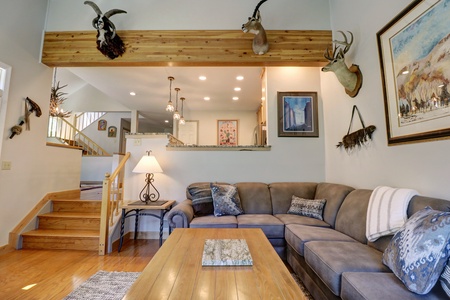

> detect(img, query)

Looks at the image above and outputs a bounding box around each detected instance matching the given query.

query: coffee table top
[123,228,305,300]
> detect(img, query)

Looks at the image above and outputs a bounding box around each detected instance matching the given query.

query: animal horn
[104,9,127,19]
[252,0,268,18]
[84,1,102,15]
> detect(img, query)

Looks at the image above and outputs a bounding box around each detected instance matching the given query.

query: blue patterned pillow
[287,196,326,220]
[441,262,450,297]
[188,183,214,216]
[383,207,450,294]
[210,183,244,217]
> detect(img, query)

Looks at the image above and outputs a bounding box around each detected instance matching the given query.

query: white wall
[0,0,81,246]
[324,0,450,199]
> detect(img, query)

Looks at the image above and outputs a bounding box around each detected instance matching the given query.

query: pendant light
[179,97,186,125]
[165,76,175,112]
[173,88,181,120]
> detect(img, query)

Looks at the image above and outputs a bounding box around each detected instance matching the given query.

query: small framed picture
[217,120,238,146]
[98,119,107,131]
[277,91,319,137]
[108,126,117,137]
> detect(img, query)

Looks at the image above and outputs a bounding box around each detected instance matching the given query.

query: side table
[118,200,175,252]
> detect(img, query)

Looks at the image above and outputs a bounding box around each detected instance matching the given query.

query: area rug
[292,273,314,300]
[63,271,140,300]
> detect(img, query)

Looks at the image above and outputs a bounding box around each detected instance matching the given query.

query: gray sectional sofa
[166,182,450,299]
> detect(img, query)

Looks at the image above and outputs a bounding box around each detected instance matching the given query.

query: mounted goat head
[322,31,363,98]
[242,0,269,55]
[84,1,127,59]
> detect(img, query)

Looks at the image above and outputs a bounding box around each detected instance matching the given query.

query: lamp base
[139,173,160,203]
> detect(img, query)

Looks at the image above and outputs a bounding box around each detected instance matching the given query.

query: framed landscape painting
[277,91,318,137]
[217,120,238,146]
[378,0,450,145]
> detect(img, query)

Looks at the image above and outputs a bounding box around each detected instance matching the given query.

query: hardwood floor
[0,239,159,300]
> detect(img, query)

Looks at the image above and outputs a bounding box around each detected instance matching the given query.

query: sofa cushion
[304,241,389,296]
[190,215,238,228]
[211,183,244,217]
[315,182,354,227]
[269,182,318,215]
[275,214,331,227]
[285,224,356,256]
[287,196,326,220]
[235,182,272,214]
[187,183,214,216]
[341,272,448,300]
[383,207,450,295]
[335,189,372,243]
[237,214,284,238]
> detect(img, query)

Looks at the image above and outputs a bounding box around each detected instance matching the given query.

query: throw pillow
[440,262,450,297]
[188,183,214,216]
[287,196,326,221]
[382,206,450,294]
[210,183,244,217]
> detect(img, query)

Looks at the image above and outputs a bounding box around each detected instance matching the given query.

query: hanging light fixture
[173,88,181,120]
[165,76,175,112]
[179,97,186,125]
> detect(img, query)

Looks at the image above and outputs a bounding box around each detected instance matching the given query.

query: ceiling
[58,67,264,130]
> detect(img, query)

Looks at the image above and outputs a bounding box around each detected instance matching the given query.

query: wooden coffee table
[123,228,305,300]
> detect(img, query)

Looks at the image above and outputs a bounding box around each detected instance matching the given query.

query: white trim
[0,62,12,159]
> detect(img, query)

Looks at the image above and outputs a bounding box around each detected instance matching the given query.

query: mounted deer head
[322,31,363,98]
[84,1,127,59]
[242,0,269,55]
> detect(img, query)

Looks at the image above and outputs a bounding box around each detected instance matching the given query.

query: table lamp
[132,150,163,203]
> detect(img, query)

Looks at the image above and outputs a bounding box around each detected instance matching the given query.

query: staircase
[21,198,101,251]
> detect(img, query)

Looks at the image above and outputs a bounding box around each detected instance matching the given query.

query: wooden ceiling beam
[41,30,332,67]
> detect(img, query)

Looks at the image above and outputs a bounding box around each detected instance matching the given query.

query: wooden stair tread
[52,199,101,203]
[40,212,100,219]
[22,229,100,238]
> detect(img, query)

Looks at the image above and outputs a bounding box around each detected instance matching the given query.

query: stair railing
[74,112,106,131]
[48,116,111,156]
[98,152,130,255]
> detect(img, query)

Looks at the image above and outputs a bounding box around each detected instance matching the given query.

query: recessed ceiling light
[129,92,136,96]
[261,97,266,101]
[402,70,409,75]
[199,76,207,81]
[204,96,210,101]
[232,97,239,101]
[234,87,241,91]
[165,120,169,123]
[236,76,244,81]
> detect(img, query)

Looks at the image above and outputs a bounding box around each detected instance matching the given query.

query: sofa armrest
[167,199,194,229]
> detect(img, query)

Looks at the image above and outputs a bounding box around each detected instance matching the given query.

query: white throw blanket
[366,186,419,242]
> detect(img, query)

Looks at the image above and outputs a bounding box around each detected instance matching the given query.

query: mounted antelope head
[84,1,127,59]
[242,0,269,55]
[322,31,363,98]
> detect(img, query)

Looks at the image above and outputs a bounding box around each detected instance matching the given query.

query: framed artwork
[378,0,450,145]
[98,119,107,131]
[108,126,117,137]
[217,120,238,146]
[177,120,199,145]
[277,91,318,137]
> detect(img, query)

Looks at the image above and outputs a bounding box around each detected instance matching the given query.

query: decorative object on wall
[98,119,107,131]
[132,150,163,203]
[165,76,175,112]
[9,97,42,139]
[84,1,127,59]
[218,120,238,146]
[242,0,269,55]
[108,126,117,137]
[177,120,199,145]
[179,97,186,125]
[277,91,318,137]
[336,105,376,152]
[378,0,450,145]
[322,31,363,98]
[49,69,71,118]
[173,88,181,120]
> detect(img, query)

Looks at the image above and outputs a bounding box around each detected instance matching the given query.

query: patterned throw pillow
[441,262,450,297]
[287,196,326,220]
[210,183,244,217]
[383,207,450,294]
[188,183,214,216]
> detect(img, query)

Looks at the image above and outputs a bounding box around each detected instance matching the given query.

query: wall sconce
[132,150,163,203]
[165,76,175,112]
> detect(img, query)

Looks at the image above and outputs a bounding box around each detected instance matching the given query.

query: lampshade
[133,152,163,174]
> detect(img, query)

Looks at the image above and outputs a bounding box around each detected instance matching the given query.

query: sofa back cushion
[269,182,317,215]
[315,182,354,227]
[335,189,372,243]
[235,182,272,214]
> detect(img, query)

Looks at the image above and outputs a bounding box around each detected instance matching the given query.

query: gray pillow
[188,183,214,216]
[287,196,326,220]
[210,183,244,217]
[440,262,450,297]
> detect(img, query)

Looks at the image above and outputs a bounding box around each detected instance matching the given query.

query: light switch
[1,161,11,170]
[134,139,142,146]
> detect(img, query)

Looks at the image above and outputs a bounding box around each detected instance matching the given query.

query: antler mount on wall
[242,0,269,55]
